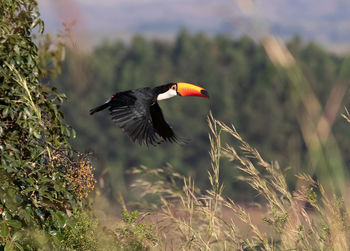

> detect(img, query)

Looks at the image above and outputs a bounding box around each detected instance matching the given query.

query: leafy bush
[61,210,98,251]
[0,0,95,249]
[2,1,349,250]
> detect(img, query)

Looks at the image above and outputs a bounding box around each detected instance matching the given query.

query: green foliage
[2,1,349,249]
[0,0,95,249]
[113,210,158,250]
[61,210,98,251]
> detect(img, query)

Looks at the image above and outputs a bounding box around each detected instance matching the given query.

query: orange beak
[176,82,209,98]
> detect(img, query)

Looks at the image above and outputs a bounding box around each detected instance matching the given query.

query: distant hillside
[39,0,350,52]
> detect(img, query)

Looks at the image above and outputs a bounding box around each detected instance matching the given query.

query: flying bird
[89,82,209,145]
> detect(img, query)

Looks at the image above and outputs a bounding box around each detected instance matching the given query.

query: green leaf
[4,243,14,251]
[33,130,41,139]
[3,106,9,117]
[7,220,22,229]
[17,208,31,224]
[4,231,23,251]
[0,222,9,237]
[14,242,24,251]
[54,211,69,229]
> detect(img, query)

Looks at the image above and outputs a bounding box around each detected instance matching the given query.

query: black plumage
[90,84,177,146]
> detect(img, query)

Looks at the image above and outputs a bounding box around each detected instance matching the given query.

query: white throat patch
[157,89,177,101]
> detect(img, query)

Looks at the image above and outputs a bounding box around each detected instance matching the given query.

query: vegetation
[112,210,158,250]
[131,114,350,250]
[0,1,158,250]
[2,0,350,250]
[0,0,98,249]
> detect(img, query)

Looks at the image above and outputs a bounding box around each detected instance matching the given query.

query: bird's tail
[89,103,109,115]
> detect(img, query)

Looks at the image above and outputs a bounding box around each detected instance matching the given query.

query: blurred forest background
[2,0,350,249]
[34,0,350,206]
[54,30,350,203]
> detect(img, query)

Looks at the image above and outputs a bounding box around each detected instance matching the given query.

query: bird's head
[156,82,209,101]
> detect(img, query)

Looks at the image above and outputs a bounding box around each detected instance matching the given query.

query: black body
[89,84,177,146]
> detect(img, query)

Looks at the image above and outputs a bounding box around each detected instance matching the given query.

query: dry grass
[128,5,350,248]
[342,107,350,124]
[131,113,350,250]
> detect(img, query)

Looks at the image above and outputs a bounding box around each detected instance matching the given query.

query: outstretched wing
[109,91,162,145]
[150,102,177,143]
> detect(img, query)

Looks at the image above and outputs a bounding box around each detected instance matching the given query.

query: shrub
[61,210,98,251]
[0,1,95,249]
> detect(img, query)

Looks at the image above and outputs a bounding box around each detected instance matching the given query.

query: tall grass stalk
[236,0,348,195]
[5,62,42,123]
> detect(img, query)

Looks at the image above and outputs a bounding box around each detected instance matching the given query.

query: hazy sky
[37,0,350,50]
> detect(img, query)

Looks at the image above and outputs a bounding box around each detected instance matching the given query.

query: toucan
[89,82,209,146]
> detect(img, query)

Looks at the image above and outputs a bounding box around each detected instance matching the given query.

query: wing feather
[108,94,161,145]
[104,90,178,146]
[150,103,177,143]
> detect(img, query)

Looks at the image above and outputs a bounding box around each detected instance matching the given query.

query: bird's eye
[172,86,176,90]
